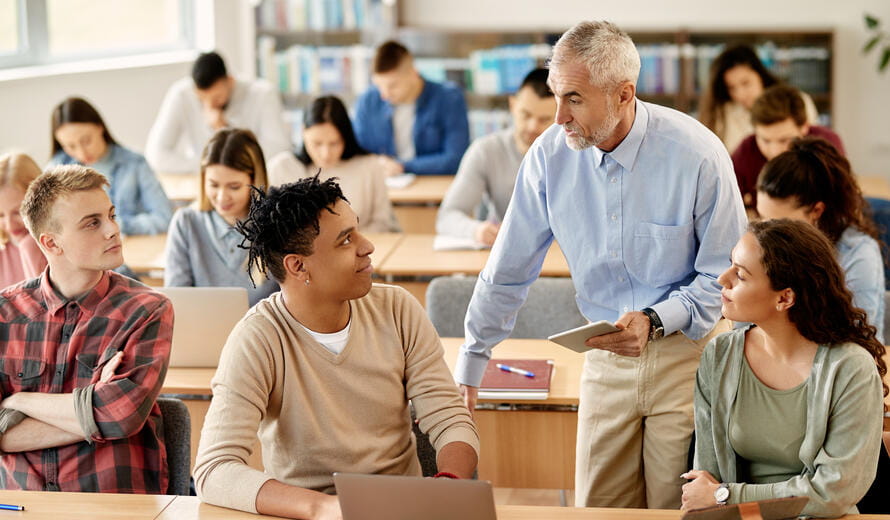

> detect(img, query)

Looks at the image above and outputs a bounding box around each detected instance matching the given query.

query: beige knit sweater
[193,284,479,513]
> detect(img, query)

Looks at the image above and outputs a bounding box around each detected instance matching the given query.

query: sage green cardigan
[693,327,883,518]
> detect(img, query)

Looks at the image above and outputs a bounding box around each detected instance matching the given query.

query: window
[0,0,194,69]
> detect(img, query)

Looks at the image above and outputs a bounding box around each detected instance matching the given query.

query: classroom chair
[158,397,192,495]
[425,276,586,339]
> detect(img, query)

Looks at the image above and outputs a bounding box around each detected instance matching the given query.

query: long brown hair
[750,219,888,404]
[698,44,778,136]
[0,153,43,245]
[757,137,880,244]
[51,97,116,156]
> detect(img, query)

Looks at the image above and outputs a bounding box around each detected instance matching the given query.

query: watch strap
[641,307,664,340]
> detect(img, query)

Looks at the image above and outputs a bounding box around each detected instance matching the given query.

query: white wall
[403,0,890,177]
[0,0,254,165]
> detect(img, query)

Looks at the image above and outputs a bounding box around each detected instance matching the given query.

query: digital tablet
[547,320,621,353]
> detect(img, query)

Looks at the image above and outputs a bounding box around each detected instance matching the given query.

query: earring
[305,279,310,287]
[776,305,781,311]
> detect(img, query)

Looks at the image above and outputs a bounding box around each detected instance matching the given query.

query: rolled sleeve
[88,299,173,441]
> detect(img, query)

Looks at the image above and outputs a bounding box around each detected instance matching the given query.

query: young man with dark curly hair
[193,176,479,520]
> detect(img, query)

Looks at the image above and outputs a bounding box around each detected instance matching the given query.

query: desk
[163,338,580,490]
[858,175,890,200]
[441,338,581,489]
[123,233,167,276]
[0,494,882,520]
[388,175,453,234]
[0,490,174,519]
[158,173,200,204]
[377,234,570,278]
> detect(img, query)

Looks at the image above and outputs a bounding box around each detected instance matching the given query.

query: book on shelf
[256,0,381,32]
[478,359,554,400]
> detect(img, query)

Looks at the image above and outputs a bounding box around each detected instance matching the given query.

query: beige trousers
[574,321,729,509]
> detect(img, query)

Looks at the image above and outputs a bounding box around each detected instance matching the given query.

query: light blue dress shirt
[50,144,172,235]
[454,100,747,387]
[836,227,885,342]
[164,207,279,306]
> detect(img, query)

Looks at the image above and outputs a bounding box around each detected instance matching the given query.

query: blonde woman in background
[164,129,278,306]
[0,153,47,287]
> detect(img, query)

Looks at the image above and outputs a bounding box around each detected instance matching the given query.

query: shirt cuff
[650,298,691,338]
[0,408,27,435]
[453,347,490,388]
[73,384,99,443]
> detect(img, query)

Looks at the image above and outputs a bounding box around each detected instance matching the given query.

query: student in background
[732,85,845,208]
[699,44,819,153]
[0,165,173,493]
[165,129,278,307]
[0,153,47,288]
[756,137,884,342]
[353,40,469,176]
[194,177,478,519]
[436,68,556,245]
[684,219,885,517]
[146,51,292,174]
[268,95,396,232]
[49,97,172,236]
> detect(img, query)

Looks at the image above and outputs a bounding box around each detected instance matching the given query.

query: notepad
[432,235,490,251]
[385,173,417,189]
[478,359,554,400]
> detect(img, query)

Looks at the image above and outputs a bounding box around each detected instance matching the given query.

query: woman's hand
[680,469,721,510]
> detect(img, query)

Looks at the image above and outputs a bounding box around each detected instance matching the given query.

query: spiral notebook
[478,359,554,400]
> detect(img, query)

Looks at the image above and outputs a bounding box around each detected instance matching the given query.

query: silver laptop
[333,473,497,520]
[157,287,249,368]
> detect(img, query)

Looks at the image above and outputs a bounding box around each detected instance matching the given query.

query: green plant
[863,14,890,73]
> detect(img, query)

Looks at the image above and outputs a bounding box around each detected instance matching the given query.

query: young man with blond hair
[0,165,173,493]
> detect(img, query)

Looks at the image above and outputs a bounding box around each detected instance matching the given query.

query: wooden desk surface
[0,490,174,519]
[376,234,570,277]
[387,175,453,204]
[123,233,168,274]
[158,173,200,203]
[858,175,890,201]
[441,337,582,406]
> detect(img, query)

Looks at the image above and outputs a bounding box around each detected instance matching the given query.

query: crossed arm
[0,352,123,453]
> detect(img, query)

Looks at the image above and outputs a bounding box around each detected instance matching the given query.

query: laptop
[157,287,249,368]
[333,473,497,520]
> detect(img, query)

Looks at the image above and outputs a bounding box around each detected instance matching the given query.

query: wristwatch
[714,483,730,505]
[640,307,664,341]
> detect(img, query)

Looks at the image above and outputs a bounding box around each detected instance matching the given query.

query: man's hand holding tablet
[548,311,651,357]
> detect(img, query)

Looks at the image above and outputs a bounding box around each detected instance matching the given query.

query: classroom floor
[494,488,574,506]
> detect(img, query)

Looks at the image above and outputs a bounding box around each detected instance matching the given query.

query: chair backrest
[425,276,587,339]
[158,397,191,495]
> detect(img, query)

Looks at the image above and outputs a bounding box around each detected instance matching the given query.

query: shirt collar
[39,268,112,314]
[595,98,648,172]
[209,210,239,241]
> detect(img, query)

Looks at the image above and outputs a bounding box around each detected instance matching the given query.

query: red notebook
[478,359,554,400]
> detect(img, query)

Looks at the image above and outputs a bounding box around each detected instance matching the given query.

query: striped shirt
[0,270,172,493]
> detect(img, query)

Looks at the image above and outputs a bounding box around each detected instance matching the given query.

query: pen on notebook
[0,504,24,511]
[496,363,535,378]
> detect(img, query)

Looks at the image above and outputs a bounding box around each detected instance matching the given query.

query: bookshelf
[254,3,834,134]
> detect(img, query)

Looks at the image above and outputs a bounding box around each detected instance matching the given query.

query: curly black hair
[236,174,348,284]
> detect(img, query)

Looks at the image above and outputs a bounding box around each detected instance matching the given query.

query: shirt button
[611,214,617,221]
[610,177,617,183]
[17,372,23,377]
[618,276,625,282]
[610,250,617,257]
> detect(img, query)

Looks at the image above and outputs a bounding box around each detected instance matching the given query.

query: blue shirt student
[454,100,748,385]
[50,144,172,235]
[836,227,885,342]
[164,207,279,307]
[353,79,470,175]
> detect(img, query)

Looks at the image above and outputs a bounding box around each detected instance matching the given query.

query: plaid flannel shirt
[0,270,172,493]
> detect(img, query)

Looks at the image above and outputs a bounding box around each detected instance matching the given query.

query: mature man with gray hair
[454,21,746,508]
